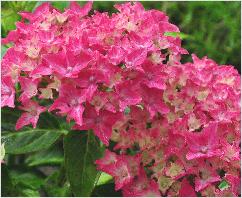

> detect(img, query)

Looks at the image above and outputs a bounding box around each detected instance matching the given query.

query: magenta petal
[1,76,15,108]
[68,105,84,126]
[15,100,46,130]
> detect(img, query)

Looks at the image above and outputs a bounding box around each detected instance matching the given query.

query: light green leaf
[19,188,40,197]
[96,172,113,186]
[1,45,8,58]
[32,1,44,12]
[1,143,5,162]
[2,129,67,154]
[1,8,20,37]
[218,180,229,191]
[64,130,104,196]
[124,107,131,115]
[164,32,190,39]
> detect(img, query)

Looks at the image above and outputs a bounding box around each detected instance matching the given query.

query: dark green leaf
[10,169,44,190]
[25,145,63,167]
[92,183,122,197]
[1,164,18,196]
[2,129,67,154]
[64,130,104,196]
[9,168,45,197]
[42,170,72,197]
[37,112,62,129]
[1,107,31,132]
[1,107,63,132]
[2,165,43,197]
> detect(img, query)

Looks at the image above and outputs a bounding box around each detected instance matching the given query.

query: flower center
[89,76,95,82]
[201,146,208,153]
[66,67,73,73]
[70,98,79,106]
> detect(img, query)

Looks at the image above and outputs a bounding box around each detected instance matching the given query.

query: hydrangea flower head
[1,1,240,196]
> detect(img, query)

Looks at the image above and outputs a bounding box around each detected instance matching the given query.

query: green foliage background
[1,1,241,197]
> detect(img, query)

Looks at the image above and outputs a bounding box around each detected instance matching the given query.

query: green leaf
[1,164,18,196]
[1,8,20,37]
[2,165,43,197]
[1,2,37,37]
[1,107,30,132]
[22,1,38,12]
[1,143,6,161]
[8,168,45,197]
[42,170,72,197]
[164,32,190,39]
[64,130,104,196]
[51,1,70,12]
[18,188,40,197]
[10,169,44,190]
[92,183,122,197]
[96,172,113,186]
[1,45,8,58]
[2,129,66,154]
[218,180,229,190]
[37,112,62,129]
[32,1,44,12]
[1,107,63,132]
[124,107,131,115]
[25,145,63,167]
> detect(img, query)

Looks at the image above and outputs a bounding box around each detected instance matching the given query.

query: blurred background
[1,1,241,72]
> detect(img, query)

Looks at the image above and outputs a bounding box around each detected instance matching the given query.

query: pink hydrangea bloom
[96,150,140,190]
[19,77,39,102]
[141,86,170,118]
[122,168,161,197]
[16,100,46,130]
[44,50,92,78]
[225,174,241,196]
[194,161,221,192]
[1,76,15,108]
[73,104,122,145]
[115,80,142,112]
[95,150,118,172]
[49,83,87,126]
[1,1,240,196]
[140,60,167,90]
[178,178,196,197]
[186,122,222,160]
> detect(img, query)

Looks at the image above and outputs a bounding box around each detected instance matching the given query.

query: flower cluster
[1,2,241,196]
